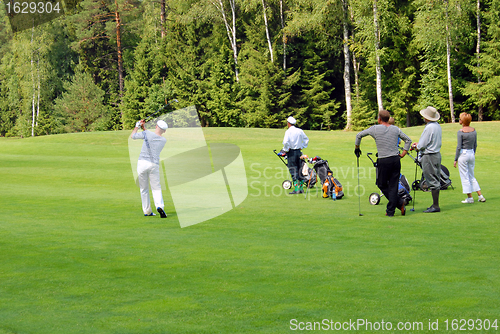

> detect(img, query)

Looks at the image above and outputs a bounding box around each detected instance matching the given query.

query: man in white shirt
[131,119,168,218]
[279,116,309,194]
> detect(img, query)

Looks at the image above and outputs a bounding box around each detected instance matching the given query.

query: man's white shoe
[478,196,486,202]
[461,198,474,204]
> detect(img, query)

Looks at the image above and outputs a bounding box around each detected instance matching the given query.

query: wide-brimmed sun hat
[157,120,168,130]
[419,106,440,122]
[287,116,296,125]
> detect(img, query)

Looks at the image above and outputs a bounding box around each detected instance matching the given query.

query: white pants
[137,159,164,214]
[457,149,481,194]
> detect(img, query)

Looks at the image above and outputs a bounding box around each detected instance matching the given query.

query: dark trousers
[287,149,302,182]
[377,156,403,215]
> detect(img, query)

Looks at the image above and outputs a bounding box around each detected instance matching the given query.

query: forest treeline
[1,0,500,137]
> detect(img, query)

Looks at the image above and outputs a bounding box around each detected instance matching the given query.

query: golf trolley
[366,152,412,206]
[405,148,453,192]
[273,149,317,190]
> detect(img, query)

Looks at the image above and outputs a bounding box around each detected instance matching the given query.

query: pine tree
[53,69,111,132]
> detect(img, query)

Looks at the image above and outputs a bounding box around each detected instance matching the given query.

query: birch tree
[476,0,483,121]
[342,0,353,129]
[115,0,125,101]
[31,27,37,137]
[373,0,383,111]
[444,0,455,123]
[210,0,240,82]
[262,0,274,62]
[280,0,287,72]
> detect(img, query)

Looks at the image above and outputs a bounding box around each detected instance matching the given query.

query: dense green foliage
[2,0,500,136]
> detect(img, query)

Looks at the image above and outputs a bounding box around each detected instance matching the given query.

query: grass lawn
[0,122,499,333]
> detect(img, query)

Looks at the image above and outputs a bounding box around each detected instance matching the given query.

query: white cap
[287,116,296,125]
[157,120,168,130]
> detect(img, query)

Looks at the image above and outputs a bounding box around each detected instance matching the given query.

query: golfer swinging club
[130,119,169,218]
[278,116,309,194]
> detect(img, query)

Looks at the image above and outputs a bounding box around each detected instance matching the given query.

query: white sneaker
[461,198,474,204]
[478,196,486,202]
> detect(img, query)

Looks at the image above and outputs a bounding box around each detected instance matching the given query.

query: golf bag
[273,149,316,189]
[366,153,412,206]
[406,151,453,191]
[301,159,317,188]
[413,164,453,191]
[312,158,344,199]
[398,174,412,204]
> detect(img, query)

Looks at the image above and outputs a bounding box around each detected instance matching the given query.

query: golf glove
[354,147,362,158]
[135,121,142,128]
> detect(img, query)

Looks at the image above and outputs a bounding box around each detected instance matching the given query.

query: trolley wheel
[369,192,381,205]
[412,180,420,191]
[282,180,292,190]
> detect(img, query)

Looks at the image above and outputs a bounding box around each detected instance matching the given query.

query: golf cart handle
[366,152,376,164]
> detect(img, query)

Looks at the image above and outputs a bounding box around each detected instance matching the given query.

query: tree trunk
[445,0,455,123]
[262,0,274,63]
[115,0,124,101]
[373,0,383,111]
[36,53,40,127]
[350,8,360,103]
[212,0,239,82]
[280,0,286,73]
[353,53,360,102]
[160,0,166,38]
[31,26,35,137]
[342,0,352,130]
[477,0,483,121]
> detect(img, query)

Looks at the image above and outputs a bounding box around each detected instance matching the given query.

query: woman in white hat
[130,119,169,218]
[453,112,486,203]
[412,106,442,213]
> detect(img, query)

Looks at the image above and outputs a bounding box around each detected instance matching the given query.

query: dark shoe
[400,203,406,216]
[423,206,440,213]
[157,207,167,218]
[289,190,300,195]
[385,213,394,217]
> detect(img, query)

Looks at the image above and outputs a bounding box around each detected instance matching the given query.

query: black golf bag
[312,158,344,199]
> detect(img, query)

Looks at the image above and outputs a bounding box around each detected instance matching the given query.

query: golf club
[410,155,419,211]
[357,154,363,216]
[144,98,179,122]
[405,146,421,212]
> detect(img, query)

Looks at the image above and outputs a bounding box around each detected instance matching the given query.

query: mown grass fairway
[1,123,499,333]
